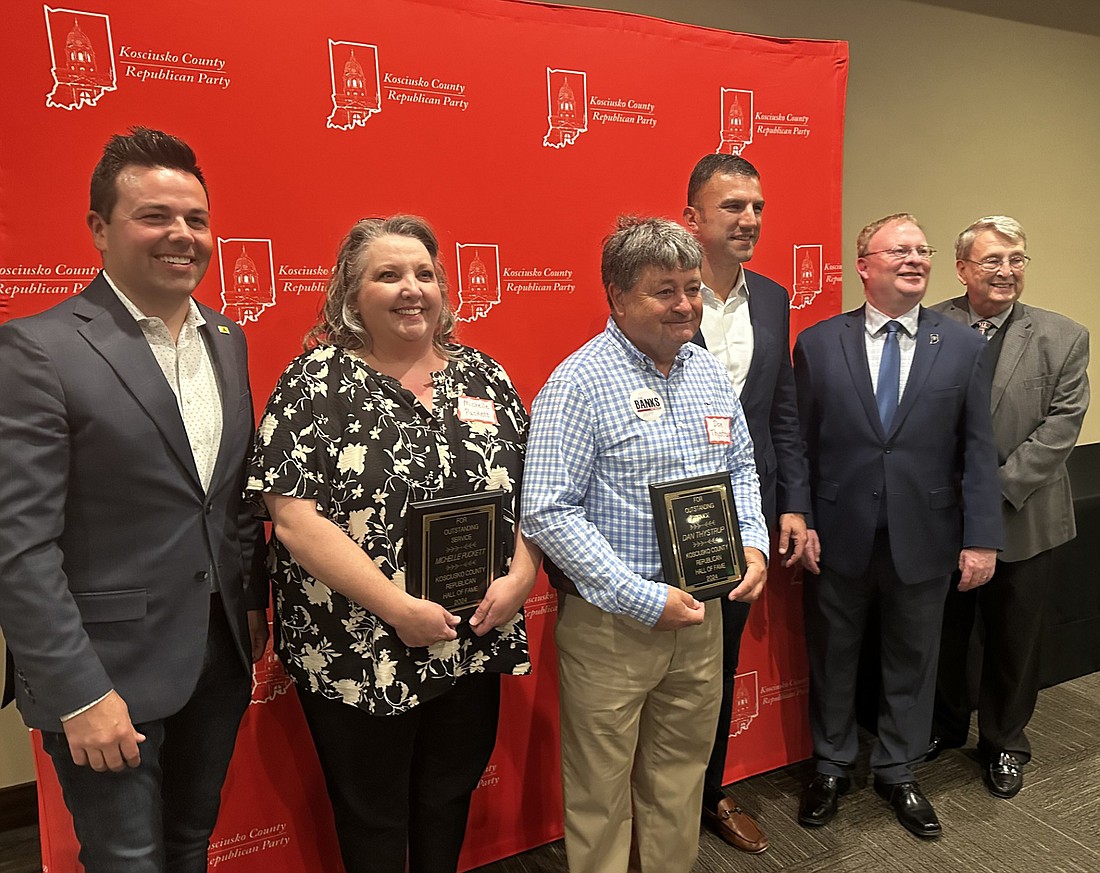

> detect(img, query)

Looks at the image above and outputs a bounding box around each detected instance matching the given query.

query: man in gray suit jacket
[929,215,1089,799]
[793,213,1002,840]
[0,128,268,872]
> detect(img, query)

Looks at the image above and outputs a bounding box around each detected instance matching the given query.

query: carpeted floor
[2,672,1097,872]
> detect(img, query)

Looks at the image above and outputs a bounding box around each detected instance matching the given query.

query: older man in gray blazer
[929,215,1090,799]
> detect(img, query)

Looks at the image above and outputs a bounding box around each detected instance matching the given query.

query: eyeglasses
[861,246,937,261]
[961,255,1030,273]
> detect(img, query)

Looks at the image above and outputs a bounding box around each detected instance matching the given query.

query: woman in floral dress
[247,215,540,873]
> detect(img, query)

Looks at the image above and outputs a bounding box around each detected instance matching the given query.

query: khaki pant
[555,593,722,873]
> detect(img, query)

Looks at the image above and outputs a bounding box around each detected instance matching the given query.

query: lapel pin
[929,333,939,345]
[218,325,231,334]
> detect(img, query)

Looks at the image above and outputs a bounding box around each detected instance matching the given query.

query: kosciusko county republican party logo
[717,88,753,156]
[543,68,587,148]
[327,40,381,130]
[454,244,501,322]
[218,239,276,325]
[43,6,116,110]
[791,244,823,310]
[251,638,294,705]
[729,670,760,738]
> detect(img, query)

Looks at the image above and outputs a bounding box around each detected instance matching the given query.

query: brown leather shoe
[703,796,769,854]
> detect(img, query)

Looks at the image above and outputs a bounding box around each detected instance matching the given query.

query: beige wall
[0,629,37,789]
[2,0,1097,792]
[573,0,1100,443]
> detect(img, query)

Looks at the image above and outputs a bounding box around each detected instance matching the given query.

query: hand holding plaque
[407,491,505,615]
[649,472,745,601]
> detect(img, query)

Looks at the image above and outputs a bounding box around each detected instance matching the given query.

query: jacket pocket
[1023,373,1056,390]
[72,589,148,623]
[817,480,839,502]
[928,487,958,510]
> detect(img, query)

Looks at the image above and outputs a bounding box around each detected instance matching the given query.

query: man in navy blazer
[683,154,811,854]
[0,128,268,873]
[930,216,1089,799]
[792,213,1002,839]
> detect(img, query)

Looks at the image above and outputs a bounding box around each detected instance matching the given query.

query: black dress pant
[804,530,949,783]
[296,672,501,873]
[933,549,1053,762]
[702,596,751,812]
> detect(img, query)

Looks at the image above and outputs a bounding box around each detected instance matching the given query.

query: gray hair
[856,213,923,257]
[601,216,703,304]
[305,214,456,354]
[955,215,1027,260]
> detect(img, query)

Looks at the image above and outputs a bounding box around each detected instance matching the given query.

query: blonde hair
[305,214,456,354]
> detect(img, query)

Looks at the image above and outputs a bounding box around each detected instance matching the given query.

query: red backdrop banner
[1,1,847,869]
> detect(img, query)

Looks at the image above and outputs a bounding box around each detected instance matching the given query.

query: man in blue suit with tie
[792,213,1002,839]
[683,154,811,854]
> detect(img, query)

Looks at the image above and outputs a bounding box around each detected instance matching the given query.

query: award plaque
[648,472,744,601]
[407,491,505,614]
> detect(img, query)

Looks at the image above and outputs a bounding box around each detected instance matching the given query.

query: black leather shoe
[798,774,850,827]
[985,752,1024,798]
[873,779,941,839]
[924,735,964,763]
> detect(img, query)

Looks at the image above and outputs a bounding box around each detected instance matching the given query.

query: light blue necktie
[876,320,901,429]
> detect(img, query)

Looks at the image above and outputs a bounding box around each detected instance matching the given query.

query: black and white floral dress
[247,344,530,716]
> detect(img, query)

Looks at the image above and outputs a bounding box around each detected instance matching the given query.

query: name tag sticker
[457,395,498,425]
[705,416,732,445]
[630,388,664,421]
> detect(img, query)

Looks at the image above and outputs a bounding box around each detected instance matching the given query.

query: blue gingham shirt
[522,318,768,627]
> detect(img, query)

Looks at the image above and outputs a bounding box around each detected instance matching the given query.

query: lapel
[740,274,773,409]
[73,276,203,491]
[199,309,243,490]
[888,306,942,438]
[941,295,1028,414]
[990,304,1031,414]
[838,306,885,437]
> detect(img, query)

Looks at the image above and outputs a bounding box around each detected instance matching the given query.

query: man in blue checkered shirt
[522,217,769,873]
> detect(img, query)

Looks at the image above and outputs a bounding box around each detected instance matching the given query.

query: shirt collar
[966,301,1013,330]
[604,317,694,371]
[699,269,749,309]
[864,300,920,337]
[103,271,206,330]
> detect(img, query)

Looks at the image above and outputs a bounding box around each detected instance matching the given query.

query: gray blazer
[0,274,267,730]
[931,296,1090,562]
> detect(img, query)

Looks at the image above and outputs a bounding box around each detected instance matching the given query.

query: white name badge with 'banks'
[630,388,665,421]
[457,396,498,425]
[705,416,732,445]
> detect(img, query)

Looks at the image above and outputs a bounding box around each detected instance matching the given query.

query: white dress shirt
[699,270,753,396]
[864,301,920,398]
[105,273,223,492]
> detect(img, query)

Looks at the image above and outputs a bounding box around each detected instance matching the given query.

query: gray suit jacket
[931,297,1090,562]
[0,274,267,730]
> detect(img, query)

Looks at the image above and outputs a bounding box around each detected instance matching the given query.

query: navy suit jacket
[692,269,810,528]
[793,304,1003,583]
[0,274,267,730]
